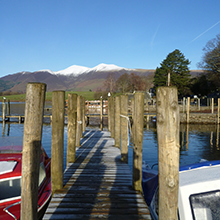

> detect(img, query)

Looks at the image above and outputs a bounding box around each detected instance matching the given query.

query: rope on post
[120,114,133,137]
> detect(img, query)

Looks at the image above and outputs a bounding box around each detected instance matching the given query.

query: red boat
[0,144,51,220]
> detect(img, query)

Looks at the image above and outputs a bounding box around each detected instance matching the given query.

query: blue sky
[0,0,219,77]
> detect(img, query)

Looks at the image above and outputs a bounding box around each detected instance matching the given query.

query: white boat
[142,160,220,220]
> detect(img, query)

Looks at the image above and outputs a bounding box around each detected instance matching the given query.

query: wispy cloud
[151,24,160,46]
[191,20,220,43]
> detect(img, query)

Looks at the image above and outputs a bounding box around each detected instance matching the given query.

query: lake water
[130,122,220,170]
[1,102,220,171]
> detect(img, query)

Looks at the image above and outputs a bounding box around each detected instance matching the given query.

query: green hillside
[1,91,96,102]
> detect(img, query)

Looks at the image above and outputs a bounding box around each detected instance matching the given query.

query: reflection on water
[1,102,220,171]
[2,121,220,172]
[132,122,220,171]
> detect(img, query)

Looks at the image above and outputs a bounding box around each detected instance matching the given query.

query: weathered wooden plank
[64,170,132,174]
[45,207,150,214]
[63,186,137,192]
[51,192,143,198]
[43,213,152,220]
[65,165,130,170]
[64,181,132,186]
[49,197,147,204]
[63,173,132,178]
[63,176,132,181]
[47,202,148,209]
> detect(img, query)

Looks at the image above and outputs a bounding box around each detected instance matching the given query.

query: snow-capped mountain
[53,63,130,76]
[35,69,54,74]
[0,63,155,93]
[54,65,90,76]
[89,63,129,73]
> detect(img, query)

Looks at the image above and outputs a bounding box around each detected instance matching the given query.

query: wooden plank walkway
[43,129,151,220]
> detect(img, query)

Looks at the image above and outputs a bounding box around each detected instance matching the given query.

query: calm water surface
[133,123,220,169]
[1,103,220,171]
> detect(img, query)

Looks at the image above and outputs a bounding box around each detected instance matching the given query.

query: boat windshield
[0,163,46,203]
[39,162,46,187]
[190,190,220,220]
[0,177,21,202]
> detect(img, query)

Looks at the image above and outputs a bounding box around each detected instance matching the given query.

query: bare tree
[198,34,220,90]
[103,73,116,93]
[115,73,130,93]
[128,73,146,92]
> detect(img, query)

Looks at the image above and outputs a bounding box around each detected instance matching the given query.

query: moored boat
[142,160,220,220]
[0,144,51,220]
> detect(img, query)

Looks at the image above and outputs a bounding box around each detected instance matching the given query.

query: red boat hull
[0,146,51,220]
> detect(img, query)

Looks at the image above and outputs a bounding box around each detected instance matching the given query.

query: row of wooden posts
[108,88,180,220]
[182,97,219,112]
[107,94,145,191]
[21,83,89,220]
[20,83,179,220]
[2,99,10,122]
[2,96,220,126]
[184,97,220,123]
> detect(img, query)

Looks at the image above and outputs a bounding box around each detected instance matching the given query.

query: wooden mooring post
[132,92,145,192]
[76,95,83,146]
[82,97,85,133]
[2,98,6,122]
[157,86,179,220]
[218,98,220,124]
[120,94,128,163]
[7,99,10,118]
[100,97,103,131]
[131,98,135,135]
[2,99,10,122]
[114,96,120,148]
[183,97,185,113]
[67,93,77,166]
[212,98,214,114]
[51,91,65,194]
[187,97,190,124]
[21,83,46,220]
[108,97,111,131]
[80,97,84,137]
[110,97,115,138]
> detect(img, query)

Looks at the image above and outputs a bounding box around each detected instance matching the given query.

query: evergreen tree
[190,74,212,96]
[153,49,191,96]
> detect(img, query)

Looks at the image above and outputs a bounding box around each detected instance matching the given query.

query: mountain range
[0,63,202,93]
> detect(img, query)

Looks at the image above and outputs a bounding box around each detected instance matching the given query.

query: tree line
[94,72,153,99]
[153,33,220,97]
[94,33,220,99]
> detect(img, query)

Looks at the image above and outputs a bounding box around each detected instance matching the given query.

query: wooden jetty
[43,129,151,220]
[19,86,180,219]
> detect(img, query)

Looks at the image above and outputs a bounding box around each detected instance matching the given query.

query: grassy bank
[1,91,95,102]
